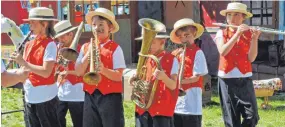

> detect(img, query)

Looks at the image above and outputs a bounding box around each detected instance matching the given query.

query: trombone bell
[59,48,79,62]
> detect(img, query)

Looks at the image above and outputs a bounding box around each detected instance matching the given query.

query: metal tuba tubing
[131,18,166,110]
[59,21,84,62]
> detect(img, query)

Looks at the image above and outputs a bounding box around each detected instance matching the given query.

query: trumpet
[213,23,285,35]
[6,31,32,69]
[82,35,101,85]
[59,21,84,62]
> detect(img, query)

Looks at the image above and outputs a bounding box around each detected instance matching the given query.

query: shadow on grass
[203,101,220,107]
[275,105,285,111]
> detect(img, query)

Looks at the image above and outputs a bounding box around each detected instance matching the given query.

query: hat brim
[135,35,170,41]
[23,18,58,21]
[54,27,78,38]
[220,9,253,18]
[86,11,119,33]
[170,23,204,44]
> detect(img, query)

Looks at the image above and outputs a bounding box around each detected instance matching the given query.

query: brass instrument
[177,43,187,96]
[54,22,84,84]
[131,18,166,109]
[82,30,102,85]
[213,23,285,35]
[59,21,84,62]
[6,31,32,69]
[54,53,70,85]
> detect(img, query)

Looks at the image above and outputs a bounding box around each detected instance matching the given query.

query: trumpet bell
[59,47,79,62]
[83,72,101,85]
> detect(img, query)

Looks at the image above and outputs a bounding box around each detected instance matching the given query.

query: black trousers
[25,96,60,127]
[57,101,84,127]
[135,112,174,127]
[173,113,202,127]
[83,90,124,127]
[218,77,259,127]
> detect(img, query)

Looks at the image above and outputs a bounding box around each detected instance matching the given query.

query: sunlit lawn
[2,86,285,127]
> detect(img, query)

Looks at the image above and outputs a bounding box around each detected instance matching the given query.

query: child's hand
[128,74,138,86]
[10,52,26,66]
[251,28,262,40]
[237,24,250,34]
[153,69,167,81]
[16,67,29,83]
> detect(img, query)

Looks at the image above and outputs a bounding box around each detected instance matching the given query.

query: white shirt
[56,43,85,102]
[175,50,208,115]
[214,30,252,78]
[24,42,58,104]
[1,60,6,73]
[76,41,126,69]
[171,58,179,75]
[58,82,85,102]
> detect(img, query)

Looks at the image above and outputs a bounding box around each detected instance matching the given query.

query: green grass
[1,87,285,127]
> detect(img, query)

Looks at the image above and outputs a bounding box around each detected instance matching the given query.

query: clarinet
[6,31,32,69]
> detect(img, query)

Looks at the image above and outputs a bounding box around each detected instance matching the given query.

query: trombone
[59,21,84,62]
[55,21,84,84]
[212,23,285,35]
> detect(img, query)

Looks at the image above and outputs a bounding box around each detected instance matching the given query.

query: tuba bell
[131,18,166,110]
[82,28,102,85]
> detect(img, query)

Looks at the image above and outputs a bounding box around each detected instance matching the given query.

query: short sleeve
[113,46,126,69]
[170,57,179,75]
[43,42,57,61]
[1,60,6,73]
[193,50,208,76]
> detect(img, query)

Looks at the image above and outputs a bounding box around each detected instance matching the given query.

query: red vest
[175,45,203,90]
[57,44,83,85]
[136,52,179,117]
[219,29,252,74]
[82,41,123,95]
[24,36,56,87]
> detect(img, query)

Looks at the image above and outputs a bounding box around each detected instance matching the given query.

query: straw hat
[54,20,78,38]
[85,8,119,33]
[170,18,204,44]
[23,7,58,21]
[135,32,170,41]
[220,2,253,18]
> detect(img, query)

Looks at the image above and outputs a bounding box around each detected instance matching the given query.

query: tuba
[55,21,84,84]
[131,18,166,109]
[82,28,102,85]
